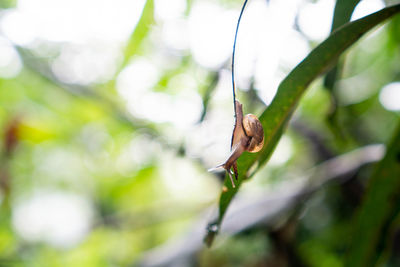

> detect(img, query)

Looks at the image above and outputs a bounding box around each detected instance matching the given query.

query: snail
[209,0,264,189]
[212,100,264,188]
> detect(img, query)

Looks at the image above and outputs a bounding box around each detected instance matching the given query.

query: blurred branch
[0,116,21,213]
[136,144,384,267]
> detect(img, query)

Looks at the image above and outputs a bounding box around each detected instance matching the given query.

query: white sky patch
[188,2,236,69]
[0,11,35,46]
[162,19,190,51]
[12,191,94,248]
[221,0,306,106]
[0,37,22,78]
[256,69,286,106]
[126,91,203,129]
[351,0,385,21]
[116,134,162,176]
[117,57,202,129]
[185,115,233,169]
[297,0,335,41]
[268,135,293,166]
[51,43,122,85]
[117,58,160,96]
[160,152,219,202]
[184,69,236,168]
[1,0,146,84]
[379,82,400,111]
[279,30,310,69]
[154,0,186,22]
[234,0,271,89]
[2,0,146,45]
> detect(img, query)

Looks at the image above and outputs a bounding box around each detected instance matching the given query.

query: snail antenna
[232,0,249,115]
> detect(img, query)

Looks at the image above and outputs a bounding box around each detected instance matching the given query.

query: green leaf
[323,0,361,139]
[0,0,16,9]
[205,3,400,246]
[331,0,362,32]
[121,0,154,68]
[324,0,361,90]
[346,118,400,266]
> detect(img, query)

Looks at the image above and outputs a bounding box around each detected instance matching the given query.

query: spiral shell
[242,114,264,152]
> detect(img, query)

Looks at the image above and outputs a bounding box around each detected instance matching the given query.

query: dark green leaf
[324,0,361,90]
[323,0,361,139]
[346,118,400,266]
[330,0,362,32]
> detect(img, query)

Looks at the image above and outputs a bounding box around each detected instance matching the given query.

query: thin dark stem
[232,0,249,115]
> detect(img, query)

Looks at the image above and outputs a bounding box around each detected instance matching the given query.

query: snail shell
[212,100,264,188]
[243,114,264,152]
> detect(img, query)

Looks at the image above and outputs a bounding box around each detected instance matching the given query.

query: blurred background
[0,0,400,266]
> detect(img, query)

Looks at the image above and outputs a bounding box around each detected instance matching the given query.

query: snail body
[217,100,264,188]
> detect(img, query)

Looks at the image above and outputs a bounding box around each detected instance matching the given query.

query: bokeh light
[12,191,93,248]
[379,82,400,111]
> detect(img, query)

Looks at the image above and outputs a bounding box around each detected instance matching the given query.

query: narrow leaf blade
[346,119,400,266]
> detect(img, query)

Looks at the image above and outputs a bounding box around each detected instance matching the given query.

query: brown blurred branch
[0,116,21,209]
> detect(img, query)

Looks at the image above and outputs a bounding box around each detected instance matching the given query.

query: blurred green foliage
[0,0,400,267]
